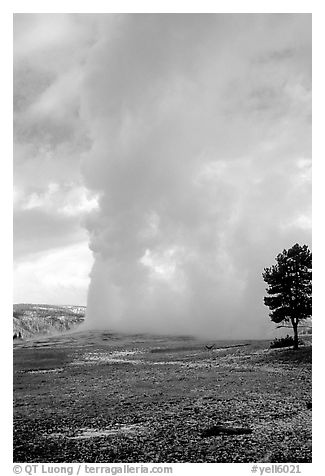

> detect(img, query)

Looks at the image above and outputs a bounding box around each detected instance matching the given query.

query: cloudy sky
[13,14,311,338]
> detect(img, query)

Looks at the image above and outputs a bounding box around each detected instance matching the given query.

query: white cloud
[60,188,99,216]
[19,183,99,216]
[14,241,93,305]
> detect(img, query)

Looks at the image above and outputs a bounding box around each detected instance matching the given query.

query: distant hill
[13,303,86,339]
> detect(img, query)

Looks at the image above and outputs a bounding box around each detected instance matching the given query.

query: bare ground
[13,332,312,463]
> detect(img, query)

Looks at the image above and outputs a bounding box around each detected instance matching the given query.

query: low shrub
[270,335,302,349]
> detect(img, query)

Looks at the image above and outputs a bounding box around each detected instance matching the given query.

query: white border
[3,4,321,475]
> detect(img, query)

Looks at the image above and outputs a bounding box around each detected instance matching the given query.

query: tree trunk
[292,321,299,350]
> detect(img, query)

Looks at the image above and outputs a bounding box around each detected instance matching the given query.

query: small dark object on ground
[201,424,253,437]
[205,344,215,350]
[13,331,23,340]
[306,401,312,409]
[270,335,302,349]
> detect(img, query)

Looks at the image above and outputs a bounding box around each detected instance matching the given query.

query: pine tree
[262,243,312,349]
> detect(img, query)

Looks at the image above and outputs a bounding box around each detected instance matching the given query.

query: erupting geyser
[80,14,311,338]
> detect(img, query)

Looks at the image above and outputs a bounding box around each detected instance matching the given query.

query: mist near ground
[79,14,311,339]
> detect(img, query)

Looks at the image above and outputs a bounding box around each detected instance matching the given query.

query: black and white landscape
[13,14,312,464]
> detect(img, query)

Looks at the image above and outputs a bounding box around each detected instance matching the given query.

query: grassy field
[13,331,312,463]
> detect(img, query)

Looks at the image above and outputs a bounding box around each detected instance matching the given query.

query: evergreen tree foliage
[262,243,312,349]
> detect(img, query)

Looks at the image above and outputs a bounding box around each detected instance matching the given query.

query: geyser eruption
[81,14,311,338]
